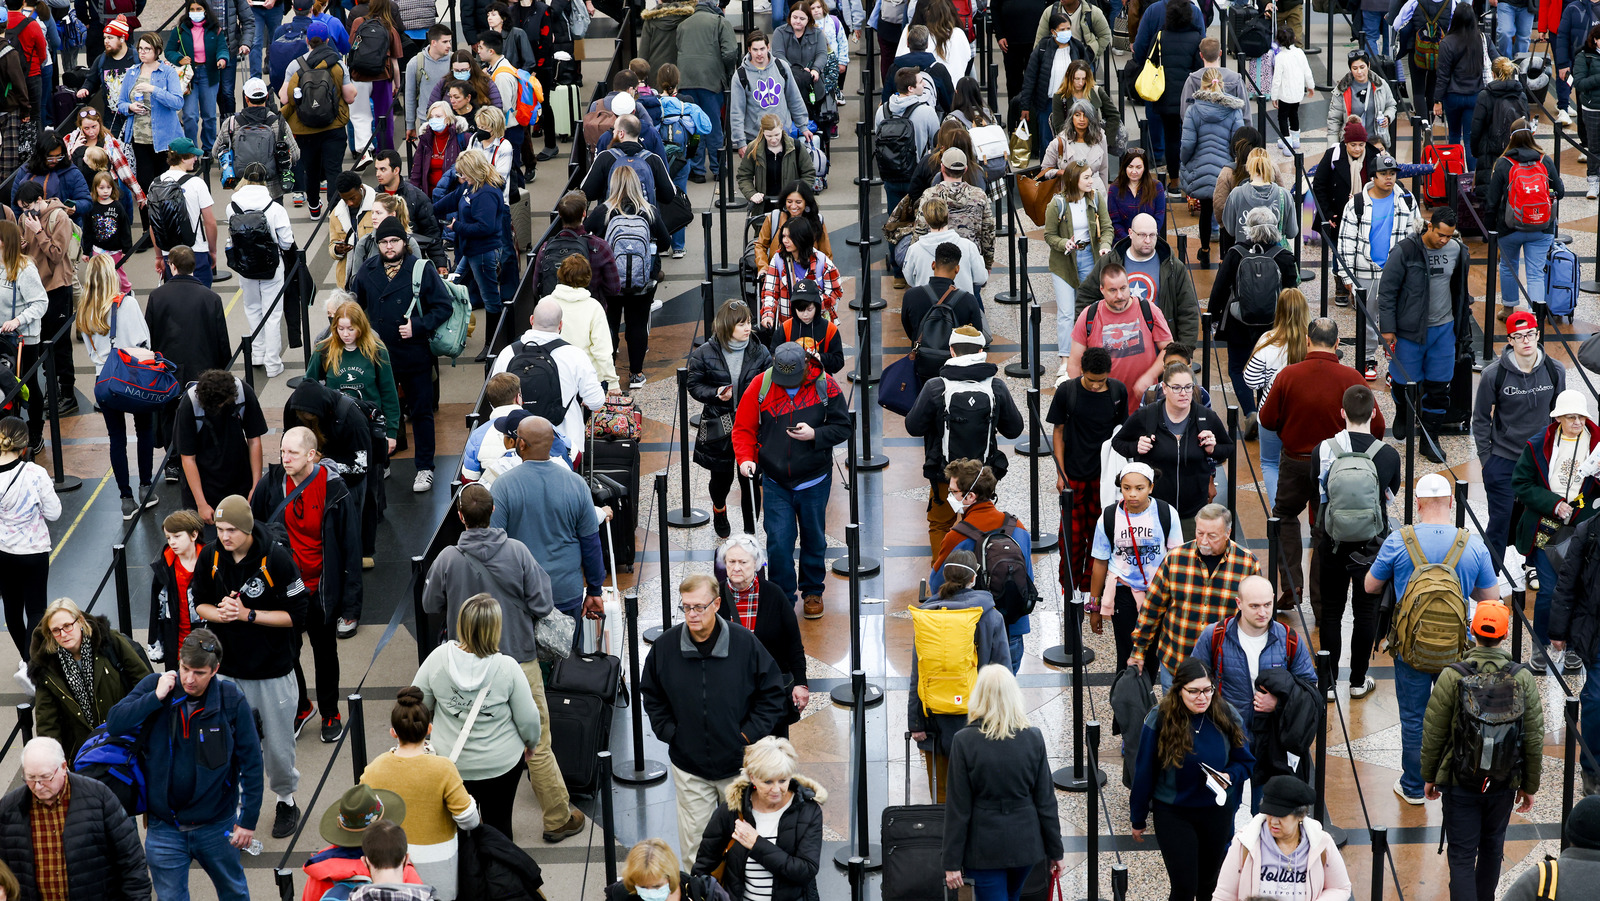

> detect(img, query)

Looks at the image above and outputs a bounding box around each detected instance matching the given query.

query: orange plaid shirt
[1132,540,1263,675]
[29,775,70,901]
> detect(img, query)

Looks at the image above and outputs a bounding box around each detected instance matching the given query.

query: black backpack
[875,101,924,183]
[147,173,198,249]
[225,201,281,280]
[1478,91,1528,164]
[538,233,592,298]
[508,339,573,425]
[1449,658,1529,790]
[1230,5,1272,57]
[296,46,340,128]
[951,514,1039,624]
[1230,245,1281,327]
[912,285,961,382]
[348,18,391,79]
[940,375,997,466]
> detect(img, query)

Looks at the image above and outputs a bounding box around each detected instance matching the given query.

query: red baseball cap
[1506,311,1539,335]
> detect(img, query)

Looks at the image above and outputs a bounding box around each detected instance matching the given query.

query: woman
[585,164,669,390]
[117,32,184,199]
[1326,51,1397,149]
[1043,160,1112,368]
[736,113,817,210]
[607,839,688,901]
[360,687,481,899]
[436,149,511,338]
[28,598,150,761]
[1485,117,1563,318]
[1139,0,1204,191]
[1019,11,1091,159]
[1040,99,1109,193]
[148,509,203,665]
[65,108,145,222]
[1242,287,1310,506]
[773,1,830,138]
[12,133,90,224]
[1107,148,1166,243]
[687,300,772,538]
[76,255,157,518]
[941,665,1063,901]
[753,182,831,272]
[812,0,849,130]
[1180,68,1246,267]
[1212,128,1292,254]
[692,737,825,901]
[896,0,972,77]
[465,106,515,204]
[1213,776,1351,901]
[0,222,49,454]
[1221,148,1297,251]
[1574,25,1600,199]
[164,0,227,151]
[1052,60,1119,149]
[1089,463,1182,669]
[410,101,468,194]
[445,82,484,129]
[1471,57,1528,174]
[348,0,405,162]
[0,416,60,658]
[428,51,505,113]
[718,535,809,731]
[757,216,843,327]
[413,594,541,840]
[1209,207,1297,415]
[1432,3,1486,167]
[1110,362,1234,526]
[486,2,536,72]
[1268,27,1315,152]
[947,75,997,130]
[1129,657,1255,901]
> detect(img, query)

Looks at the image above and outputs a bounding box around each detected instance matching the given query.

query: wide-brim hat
[318,784,406,847]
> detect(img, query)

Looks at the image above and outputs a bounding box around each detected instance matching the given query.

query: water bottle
[225,829,263,856]
[219,149,237,190]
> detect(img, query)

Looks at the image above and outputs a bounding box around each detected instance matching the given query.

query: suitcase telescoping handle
[903,730,938,803]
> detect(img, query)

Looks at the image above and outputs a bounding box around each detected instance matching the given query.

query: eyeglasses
[1167,384,1195,394]
[23,769,59,784]
[48,621,77,636]
[678,602,714,615]
[1182,686,1216,697]
[1509,330,1540,341]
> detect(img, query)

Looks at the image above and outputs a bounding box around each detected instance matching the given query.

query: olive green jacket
[1419,645,1544,792]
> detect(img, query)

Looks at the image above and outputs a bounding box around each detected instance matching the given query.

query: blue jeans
[682,87,723,177]
[1051,252,1092,356]
[1496,4,1535,59]
[1498,229,1555,308]
[1482,454,1516,572]
[763,475,831,600]
[1395,655,1440,798]
[146,818,251,901]
[459,248,504,314]
[1391,321,1456,387]
[183,65,220,152]
[1444,92,1477,169]
[102,408,154,496]
[1534,546,1557,648]
[1362,10,1390,56]
[1007,634,1023,674]
[1258,425,1281,508]
[251,5,284,78]
[1582,647,1600,778]
[670,163,690,251]
[969,865,1033,901]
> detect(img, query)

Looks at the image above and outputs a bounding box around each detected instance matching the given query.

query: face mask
[474,129,492,142]
[453,70,470,80]
[947,492,966,515]
[1054,29,1071,44]
[635,887,671,901]
[428,116,447,131]
[189,10,204,22]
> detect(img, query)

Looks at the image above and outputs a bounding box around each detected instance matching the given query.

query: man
[1033,0,1112,63]
[902,198,988,293]
[280,21,358,219]
[1314,384,1401,699]
[901,242,989,377]
[424,482,587,843]
[175,369,268,526]
[404,25,453,140]
[875,66,941,213]
[1074,213,1200,347]
[248,427,359,743]
[462,373,524,484]
[1049,347,1129,601]
[1420,600,1543,900]
[490,298,607,459]
[349,821,435,901]
[907,326,1024,554]
[1131,504,1262,687]
[1501,795,1600,899]
[930,459,1037,670]
[1064,262,1174,410]
[639,572,788,868]
[150,138,221,286]
[1259,318,1386,613]
[1474,310,1565,571]
[675,0,739,182]
[1337,152,1415,378]
[148,248,231,483]
[214,77,299,203]
[0,736,150,901]
[192,495,308,839]
[911,148,995,268]
[226,161,297,378]
[3,0,45,138]
[729,30,812,151]
[330,170,376,288]
[579,113,679,207]
[373,149,446,272]
[491,415,606,628]
[1178,51,1246,120]
[1552,484,1600,796]
[1377,207,1471,454]
[733,341,852,619]
[531,191,621,309]
[353,217,454,492]
[1365,472,1500,806]
[105,630,263,901]
[76,16,136,134]
[882,25,954,113]
[475,32,525,172]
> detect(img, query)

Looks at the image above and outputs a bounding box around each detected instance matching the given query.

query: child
[629,57,663,124]
[348,820,435,901]
[654,63,712,257]
[1269,25,1316,152]
[85,172,133,292]
[769,288,844,373]
[1088,462,1183,670]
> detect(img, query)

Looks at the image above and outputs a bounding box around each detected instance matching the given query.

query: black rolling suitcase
[545,650,625,797]
[587,436,641,573]
[881,732,948,901]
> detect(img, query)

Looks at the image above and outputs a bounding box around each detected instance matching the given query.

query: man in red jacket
[1258,317,1385,616]
[733,342,852,619]
[3,0,44,138]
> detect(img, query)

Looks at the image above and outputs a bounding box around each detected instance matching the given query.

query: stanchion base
[1013,439,1052,457]
[1323,824,1348,848]
[855,454,889,471]
[52,475,83,492]
[642,626,664,644]
[848,296,888,310]
[846,372,881,385]
[851,176,884,188]
[666,509,711,528]
[715,197,747,211]
[1042,644,1096,667]
[845,235,883,247]
[1298,269,1316,283]
[994,292,1023,305]
[1581,280,1600,294]
[1051,765,1107,792]
[829,681,885,707]
[831,555,883,577]
[612,759,668,784]
[832,845,883,870]
[711,264,740,276]
[1004,362,1044,379]
[1030,532,1058,551]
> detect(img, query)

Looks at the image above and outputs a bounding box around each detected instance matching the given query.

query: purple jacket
[1107,183,1167,244]
[409,128,463,192]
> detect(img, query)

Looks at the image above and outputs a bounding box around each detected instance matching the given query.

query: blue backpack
[269,20,310,91]
[1547,240,1578,317]
[74,724,150,815]
[607,147,657,203]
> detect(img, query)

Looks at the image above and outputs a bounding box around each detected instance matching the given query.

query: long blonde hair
[316,301,383,377]
[74,255,120,338]
[1245,147,1275,184]
[0,222,26,283]
[455,148,504,189]
[37,599,92,655]
[605,163,648,214]
[1254,288,1310,365]
[966,665,1030,741]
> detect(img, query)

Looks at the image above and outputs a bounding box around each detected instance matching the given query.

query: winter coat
[545,283,618,386]
[1502,848,1600,901]
[1551,518,1600,663]
[1075,237,1201,345]
[1269,44,1315,105]
[1018,32,1092,117]
[1512,419,1600,554]
[731,357,852,489]
[1111,399,1235,518]
[1213,815,1353,901]
[1325,73,1397,145]
[1189,615,1317,734]
[901,228,986,292]
[442,182,510,257]
[769,315,844,375]
[1041,133,1109,195]
[687,337,773,469]
[424,527,553,664]
[1208,241,1298,345]
[638,0,696,81]
[1107,183,1167,243]
[164,23,229,69]
[736,133,817,202]
[409,125,464,192]
[1043,190,1113,285]
[905,354,1026,480]
[1419,645,1544,791]
[0,258,47,345]
[147,547,196,672]
[1178,66,1246,120]
[18,197,80,288]
[1144,19,1205,113]
[1574,47,1600,113]
[1247,664,1323,783]
[913,179,996,266]
[729,55,812,148]
[1484,147,1563,235]
[691,776,826,901]
[752,210,835,272]
[907,587,1011,746]
[676,0,741,92]
[771,24,829,80]
[1129,706,1255,829]
[1310,142,1373,235]
[882,50,955,110]
[249,461,363,615]
[1179,89,1246,199]
[1555,0,1600,71]
[0,774,151,901]
[1050,84,1120,147]
[301,846,426,901]
[1432,27,1485,104]
[942,724,1063,870]
[1374,232,1470,345]
[457,825,545,901]
[1470,79,1531,172]
[28,614,151,761]
[353,250,455,371]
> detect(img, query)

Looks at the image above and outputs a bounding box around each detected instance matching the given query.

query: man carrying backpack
[226,161,296,378]
[3,0,45,139]
[149,137,220,286]
[1502,795,1600,899]
[901,243,988,380]
[1419,600,1542,900]
[214,77,298,203]
[1364,472,1500,806]
[1336,153,1415,379]
[1550,476,1600,796]
[175,370,269,527]
[874,66,940,214]
[930,459,1038,672]
[1074,212,1200,348]
[906,326,1025,555]
[279,21,357,220]
[728,30,812,154]
[578,113,679,207]
[531,191,620,312]
[1049,347,1129,603]
[490,299,606,460]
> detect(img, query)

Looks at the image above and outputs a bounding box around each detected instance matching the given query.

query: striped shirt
[1132,541,1262,675]
[742,796,793,901]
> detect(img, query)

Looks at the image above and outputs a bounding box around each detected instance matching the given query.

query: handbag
[1537,518,1576,575]
[1016,138,1065,225]
[94,296,180,414]
[1007,120,1032,169]
[1134,34,1165,101]
[660,191,694,234]
[877,354,922,417]
[696,410,734,447]
[592,394,642,440]
[707,832,738,883]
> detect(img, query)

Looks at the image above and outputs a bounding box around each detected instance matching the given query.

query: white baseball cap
[243,77,269,100]
[1415,473,1453,499]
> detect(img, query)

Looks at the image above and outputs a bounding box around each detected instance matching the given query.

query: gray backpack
[1322,434,1386,543]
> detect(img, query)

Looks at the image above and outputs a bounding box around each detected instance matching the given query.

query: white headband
[943,562,977,580]
[1118,462,1156,485]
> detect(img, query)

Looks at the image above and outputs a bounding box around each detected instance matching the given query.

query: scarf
[56,639,98,726]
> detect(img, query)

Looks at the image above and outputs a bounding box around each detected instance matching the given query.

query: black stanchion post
[239,335,255,392]
[347,693,366,781]
[275,869,295,901]
[41,339,80,491]
[113,544,132,636]
[1200,312,1212,398]
[411,556,428,665]
[832,667,884,868]
[1564,697,1580,849]
[1005,236,1036,376]
[1016,297,1051,457]
[1053,612,1105,790]
[645,474,674,643]
[598,750,619,883]
[1319,225,1330,319]
[830,525,884,708]
[997,174,1022,305]
[1292,153,1313,283]
[833,414,882,576]
[1370,826,1388,901]
[1314,649,1348,847]
[851,214,886,312]
[849,123,880,247]
[667,368,710,527]
[855,318,889,470]
[1044,487,1095,666]
[614,587,668,783]
[17,703,31,742]
[1403,385,1416,520]
[1026,389,1056,550]
[1356,287,1368,374]
[1111,865,1128,901]
[713,91,740,278]
[1267,516,1281,599]
[1081,721,1108,901]
[1481,235,1499,368]
[848,856,865,901]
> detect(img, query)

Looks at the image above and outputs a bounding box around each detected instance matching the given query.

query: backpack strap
[757,368,774,404]
[1443,528,1470,569]
[1537,858,1559,901]
[403,259,429,320]
[1211,617,1229,677]
[1138,299,1156,336]
[1400,525,1427,570]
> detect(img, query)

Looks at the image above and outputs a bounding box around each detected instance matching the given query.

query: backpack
[605,211,654,291]
[1321,434,1387,543]
[147,173,198,249]
[492,59,543,128]
[230,120,281,186]
[295,46,341,129]
[912,286,960,382]
[660,109,699,174]
[606,147,657,202]
[875,101,924,183]
[1533,858,1560,901]
[268,19,310,90]
[1414,0,1447,69]
[1208,615,1298,682]
[1505,158,1552,230]
[1229,245,1281,327]
[1230,4,1272,57]
[508,338,573,424]
[225,201,281,280]
[1387,526,1471,673]
[908,601,983,714]
[348,17,391,78]
[939,375,997,466]
[3,17,35,76]
[1547,239,1579,317]
[1448,657,1528,790]
[74,719,152,815]
[580,103,617,152]
[1480,93,1527,167]
[951,514,1040,625]
[410,260,472,358]
[537,232,592,298]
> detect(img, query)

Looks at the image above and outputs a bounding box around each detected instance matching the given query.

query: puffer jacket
[638,0,696,81]
[1018,32,1093,117]
[28,614,151,761]
[1042,190,1113,285]
[1575,47,1600,114]
[1470,79,1531,172]
[691,776,826,901]
[0,774,151,901]
[906,587,1011,749]
[1147,20,1205,113]
[1213,815,1352,901]
[1420,645,1544,792]
[687,337,772,469]
[1553,515,1600,664]
[904,353,1026,480]
[1179,89,1246,198]
[1325,72,1398,144]
[1248,664,1322,783]
[1110,398,1235,518]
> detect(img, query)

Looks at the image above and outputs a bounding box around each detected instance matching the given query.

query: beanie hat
[950,324,984,349]
[1342,120,1367,144]
[214,496,254,534]
[374,217,408,243]
[1569,795,1600,849]
[105,16,130,38]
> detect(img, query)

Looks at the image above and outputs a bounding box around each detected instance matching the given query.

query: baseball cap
[789,280,821,310]
[167,136,200,157]
[293,0,315,11]
[243,77,269,100]
[771,342,809,387]
[307,20,330,41]
[941,147,967,172]
[1415,473,1453,498]
[1372,153,1400,173]
[1472,600,1511,640]
[1505,310,1540,335]
[494,409,531,436]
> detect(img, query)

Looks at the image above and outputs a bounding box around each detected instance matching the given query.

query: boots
[475,311,502,363]
[712,506,730,539]
[1289,130,1302,152]
[1388,386,1412,441]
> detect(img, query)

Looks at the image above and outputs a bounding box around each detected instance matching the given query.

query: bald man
[491,298,607,459]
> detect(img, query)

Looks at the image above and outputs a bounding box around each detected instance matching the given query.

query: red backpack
[1505,158,1552,230]
[1209,616,1298,682]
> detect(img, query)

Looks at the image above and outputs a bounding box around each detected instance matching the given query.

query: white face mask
[635,887,671,901]
[1054,29,1071,44]
[947,491,966,515]
[188,10,205,22]
[429,116,447,131]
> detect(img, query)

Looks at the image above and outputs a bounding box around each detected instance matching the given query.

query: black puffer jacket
[1249,666,1321,784]
[1552,517,1600,663]
[28,614,152,761]
[692,775,826,901]
[687,337,773,470]
[0,774,152,901]
[458,824,544,901]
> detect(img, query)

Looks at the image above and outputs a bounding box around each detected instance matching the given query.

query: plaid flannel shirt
[1335,184,1415,287]
[64,130,147,205]
[1132,540,1262,676]
[29,776,70,901]
[758,253,843,323]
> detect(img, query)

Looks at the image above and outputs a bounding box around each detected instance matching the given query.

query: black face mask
[474,129,492,143]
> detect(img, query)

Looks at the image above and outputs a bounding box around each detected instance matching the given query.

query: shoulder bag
[1017,136,1066,225]
[1134,33,1165,101]
[448,681,494,763]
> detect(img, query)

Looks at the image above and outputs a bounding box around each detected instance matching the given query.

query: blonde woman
[690,736,825,901]
[466,105,514,203]
[28,598,151,760]
[343,194,423,291]
[1221,148,1298,249]
[585,163,671,388]
[607,839,686,901]
[0,221,48,452]
[437,149,512,335]
[942,665,1063,901]
[1040,98,1109,192]
[76,254,157,518]
[1043,159,1111,367]
[0,416,60,658]
[1243,288,1311,505]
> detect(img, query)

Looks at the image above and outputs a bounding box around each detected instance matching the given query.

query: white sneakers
[1557,109,1575,127]
[413,469,434,493]
[1588,177,1598,201]
[1394,779,1426,806]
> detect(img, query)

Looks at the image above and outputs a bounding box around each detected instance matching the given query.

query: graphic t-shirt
[1091,501,1183,592]
[1071,299,1173,413]
[1124,252,1162,307]
[1425,239,1461,326]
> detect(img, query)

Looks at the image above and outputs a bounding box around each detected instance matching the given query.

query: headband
[1118,462,1156,485]
[1511,127,1532,138]
[943,562,977,579]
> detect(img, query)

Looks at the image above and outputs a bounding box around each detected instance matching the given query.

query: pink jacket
[1212,815,1352,901]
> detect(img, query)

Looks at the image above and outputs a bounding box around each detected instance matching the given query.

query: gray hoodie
[729,54,811,148]
[875,92,942,168]
[902,228,988,292]
[908,587,1011,751]
[421,527,555,665]
[1473,348,1567,464]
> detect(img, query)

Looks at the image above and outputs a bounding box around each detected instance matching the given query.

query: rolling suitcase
[552,82,581,139]
[881,732,948,901]
[545,650,625,797]
[588,436,640,573]
[1421,141,1467,206]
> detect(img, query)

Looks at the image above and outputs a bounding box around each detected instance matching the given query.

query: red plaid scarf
[730,577,762,631]
[29,776,70,901]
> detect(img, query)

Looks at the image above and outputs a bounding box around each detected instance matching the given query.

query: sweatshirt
[190,525,309,680]
[413,641,542,781]
[874,93,941,168]
[901,229,989,293]
[0,460,59,555]
[729,53,811,148]
[405,49,455,132]
[1474,348,1566,464]
[422,527,555,665]
[546,283,618,386]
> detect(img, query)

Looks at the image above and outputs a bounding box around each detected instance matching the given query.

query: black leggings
[607,291,654,379]
[707,464,758,531]
[1110,584,1140,671]
[464,757,526,841]
[0,550,48,658]
[1151,800,1234,901]
[1277,101,1301,135]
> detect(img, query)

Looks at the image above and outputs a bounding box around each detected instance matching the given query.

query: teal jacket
[165,24,229,69]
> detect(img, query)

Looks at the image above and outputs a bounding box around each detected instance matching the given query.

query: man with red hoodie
[734,341,852,619]
[3,0,44,139]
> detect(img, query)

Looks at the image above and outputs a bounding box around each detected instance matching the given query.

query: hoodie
[301,846,425,901]
[413,640,543,781]
[874,92,942,167]
[904,353,1026,481]
[1474,348,1566,464]
[902,229,988,293]
[729,53,812,148]
[422,526,555,665]
[284,379,374,482]
[907,587,1011,750]
[1211,815,1353,901]
[547,283,618,386]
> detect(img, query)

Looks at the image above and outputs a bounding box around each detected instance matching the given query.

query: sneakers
[165,463,181,484]
[413,469,434,493]
[53,395,78,417]
[146,641,164,664]
[353,152,374,172]
[13,660,32,696]
[1585,771,1599,797]
[1364,361,1378,382]
[294,702,315,738]
[337,617,358,639]
[1533,647,1551,671]
[544,808,586,843]
[629,373,647,389]
[1590,177,1599,201]
[121,496,139,520]
[802,594,824,619]
[139,485,159,508]
[1566,649,1584,674]
[291,192,305,207]
[1394,779,1426,806]
[321,715,342,743]
[1498,305,1517,323]
[1350,675,1378,699]
[1557,109,1574,126]
[272,801,300,839]
[308,202,323,220]
[671,248,685,259]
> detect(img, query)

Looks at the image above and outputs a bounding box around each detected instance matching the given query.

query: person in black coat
[993,0,1056,126]
[283,380,375,499]
[1137,0,1204,184]
[1019,12,1094,158]
[145,256,232,463]
[0,749,152,901]
[688,299,774,538]
[1310,119,1374,239]
[1111,360,1235,522]
[717,535,808,738]
[1207,207,1298,417]
[1552,514,1600,793]
[692,736,825,901]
